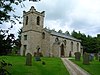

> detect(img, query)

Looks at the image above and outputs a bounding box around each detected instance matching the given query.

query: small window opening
[37,16,40,25]
[26,16,28,25]
[24,35,27,40]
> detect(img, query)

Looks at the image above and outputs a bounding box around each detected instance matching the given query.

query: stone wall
[20,6,81,57]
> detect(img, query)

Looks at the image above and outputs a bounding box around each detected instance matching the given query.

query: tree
[58,29,63,33]
[71,30,100,53]
[65,31,70,35]
[51,28,56,32]
[13,28,22,54]
[0,0,40,24]
[0,30,15,55]
[0,0,40,55]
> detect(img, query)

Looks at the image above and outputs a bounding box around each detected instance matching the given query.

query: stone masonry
[20,6,81,57]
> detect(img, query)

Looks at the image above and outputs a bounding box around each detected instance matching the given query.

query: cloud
[41,0,100,36]
[1,0,100,37]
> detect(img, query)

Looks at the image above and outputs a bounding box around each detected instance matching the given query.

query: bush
[0,60,12,75]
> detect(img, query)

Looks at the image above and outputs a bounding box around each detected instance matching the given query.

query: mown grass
[0,56,70,75]
[70,58,100,75]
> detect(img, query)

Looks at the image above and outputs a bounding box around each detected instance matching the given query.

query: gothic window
[37,16,40,25]
[26,16,28,25]
[63,40,66,45]
[23,45,27,56]
[42,32,45,39]
[77,43,79,51]
[71,41,73,51]
[55,37,59,42]
[24,35,27,40]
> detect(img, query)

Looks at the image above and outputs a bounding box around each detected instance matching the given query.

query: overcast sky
[1,0,100,37]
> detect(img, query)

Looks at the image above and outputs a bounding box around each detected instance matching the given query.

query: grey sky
[1,0,100,37]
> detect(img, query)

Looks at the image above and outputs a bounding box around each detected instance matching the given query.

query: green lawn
[71,58,100,75]
[0,56,69,75]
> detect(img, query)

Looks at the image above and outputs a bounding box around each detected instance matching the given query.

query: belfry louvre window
[37,16,40,25]
[26,16,28,25]
[24,35,27,40]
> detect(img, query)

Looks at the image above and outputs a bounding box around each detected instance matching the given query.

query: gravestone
[98,52,100,61]
[89,53,94,61]
[94,53,98,60]
[35,56,41,61]
[83,52,90,65]
[26,53,32,66]
[74,52,81,61]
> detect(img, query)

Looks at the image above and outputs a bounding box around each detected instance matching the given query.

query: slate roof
[44,28,81,42]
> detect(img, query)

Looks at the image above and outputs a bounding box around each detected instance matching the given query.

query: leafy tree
[13,28,22,54]
[0,0,24,25]
[94,36,100,53]
[0,30,15,55]
[51,28,56,32]
[0,0,40,55]
[71,30,100,53]
[65,31,70,35]
[0,0,40,24]
[58,29,63,33]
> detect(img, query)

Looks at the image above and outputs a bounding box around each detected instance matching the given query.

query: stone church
[20,6,81,57]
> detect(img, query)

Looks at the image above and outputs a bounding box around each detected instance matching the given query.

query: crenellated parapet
[23,6,45,17]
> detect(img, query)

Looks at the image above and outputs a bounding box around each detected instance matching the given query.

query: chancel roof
[44,28,81,42]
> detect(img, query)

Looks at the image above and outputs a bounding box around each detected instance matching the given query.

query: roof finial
[30,6,36,12]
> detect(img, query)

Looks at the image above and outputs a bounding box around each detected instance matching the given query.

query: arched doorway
[60,44,64,57]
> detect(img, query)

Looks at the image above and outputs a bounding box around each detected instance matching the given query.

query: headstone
[98,52,100,61]
[94,53,98,60]
[83,52,90,65]
[35,56,41,61]
[26,53,32,66]
[89,53,94,61]
[74,52,81,61]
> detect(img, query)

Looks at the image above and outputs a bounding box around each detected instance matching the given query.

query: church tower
[20,6,45,56]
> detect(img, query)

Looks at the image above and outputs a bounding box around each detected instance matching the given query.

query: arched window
[26,16,28,25]
[42,32,45,39]
[71,42,73,51]
[55,37,59,42]
[37,16,40,25]
[63,40,66,45]
[23,45,27,56]
[77,43,79,51]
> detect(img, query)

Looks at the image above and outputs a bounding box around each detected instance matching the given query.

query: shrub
[0,60,12,75]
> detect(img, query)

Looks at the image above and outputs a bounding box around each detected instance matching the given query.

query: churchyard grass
[0,56,69,75]
[70,58,100,75]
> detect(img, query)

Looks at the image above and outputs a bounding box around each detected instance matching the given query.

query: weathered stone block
[83,52,90,65]
[74,52,81,61]
[89,53,94,61]
[26,53,32,66]
[35,56,41,61]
